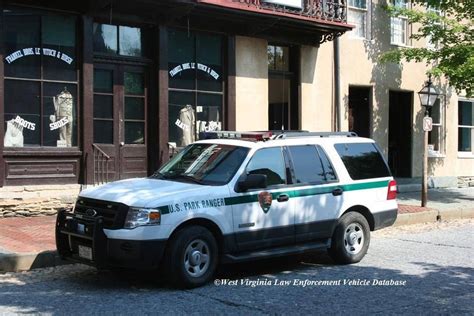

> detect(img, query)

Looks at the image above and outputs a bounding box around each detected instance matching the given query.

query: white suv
[56,131,398,288]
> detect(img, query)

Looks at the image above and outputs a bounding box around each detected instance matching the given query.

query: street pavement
[0,219,472,315]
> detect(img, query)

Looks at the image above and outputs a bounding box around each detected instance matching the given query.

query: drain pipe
[333,36,341,132]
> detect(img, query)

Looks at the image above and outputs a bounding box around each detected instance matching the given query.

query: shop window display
[3,8,77,147]
[168,29,224,147]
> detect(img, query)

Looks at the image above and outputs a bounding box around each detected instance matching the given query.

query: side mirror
[238,174,267,192]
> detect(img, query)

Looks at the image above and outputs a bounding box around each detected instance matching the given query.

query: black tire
[164,226,218,288]
[328,212,370,264]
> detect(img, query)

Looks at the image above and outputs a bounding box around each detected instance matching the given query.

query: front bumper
[56,209,166,270]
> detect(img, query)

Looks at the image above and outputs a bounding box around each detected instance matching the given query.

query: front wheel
[164,226,218,288]
[329,212,370,264]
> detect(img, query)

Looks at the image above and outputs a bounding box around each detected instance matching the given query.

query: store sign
[262,0,302,9]
[5,47,74,65]
[169,62,220,80]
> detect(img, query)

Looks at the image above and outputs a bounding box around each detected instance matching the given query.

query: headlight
[124,208,161,229]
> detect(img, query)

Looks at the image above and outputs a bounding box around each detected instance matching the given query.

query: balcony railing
[232,0,347,23]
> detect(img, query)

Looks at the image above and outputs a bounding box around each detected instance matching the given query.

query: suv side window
[287,145,330,184]
[246,147,286,186]
[334,143,391,180]
[316,146,337,181]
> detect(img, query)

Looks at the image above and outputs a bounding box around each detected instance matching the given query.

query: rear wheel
[164,226,218,288]
[329,212,370,264]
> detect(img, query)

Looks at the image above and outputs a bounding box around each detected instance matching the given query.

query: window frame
[347,0,370,40]
[3,8,80,149]
[390,0,411,47]
[426,5,443,50]
[458,98,474,157]
[428,96,446,157]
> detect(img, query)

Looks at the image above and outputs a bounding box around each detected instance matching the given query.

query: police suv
[56,131,398,288]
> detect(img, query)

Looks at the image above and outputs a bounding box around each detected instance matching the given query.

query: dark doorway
[388,91,412,178]
[93,64,148,181]
[348,86,371,138]
[268,45,299,130]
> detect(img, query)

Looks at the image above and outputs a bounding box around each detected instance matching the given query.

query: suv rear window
[334,143,390,180]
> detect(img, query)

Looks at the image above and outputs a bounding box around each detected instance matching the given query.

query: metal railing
[234,0,347,23]
[92,144,111,185]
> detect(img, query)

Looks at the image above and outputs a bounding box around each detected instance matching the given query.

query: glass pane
[348,10,366,38]
[94,69,113,93]
[93,120,113,144]
[125,122,145,144]
[317,147,337,181]
[124,72,144,95]
[43,83,77,147]
[196,93,222,137]
[125,97,144,120]
[94,95,113,119]
[348,0,367,8]
[168,29,196,90]
[288,145,326,184]
[119,26,142,56]
[268,45,275,70]
[246,148,286,186]
[458,128,472,152]
[196,32,223,91]
[42,15,77,81]
[169,91,195,146]
[4,80,41,146]
[335,143,390,180]
[4,12,41,79]
[431,99,441,124]
[275,46,289,71]
[93,23,117,54]
[459,101,473,126]
[429,126,440,151]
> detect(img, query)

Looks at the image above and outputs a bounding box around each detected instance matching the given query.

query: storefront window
[168,29,224,147]
[3,9,78,148]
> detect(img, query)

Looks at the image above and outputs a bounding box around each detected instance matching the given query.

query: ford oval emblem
[85,209,97,217]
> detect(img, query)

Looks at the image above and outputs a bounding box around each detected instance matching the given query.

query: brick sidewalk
[0,216,56,254]
[398,204,432,214]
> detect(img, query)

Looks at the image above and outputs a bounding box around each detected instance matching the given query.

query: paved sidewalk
[0,187,473,272]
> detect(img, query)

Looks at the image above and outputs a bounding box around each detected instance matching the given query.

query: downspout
[333,36,341,132]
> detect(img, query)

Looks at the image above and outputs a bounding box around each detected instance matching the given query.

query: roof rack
[273,132,358,139]
[199,131,273,141]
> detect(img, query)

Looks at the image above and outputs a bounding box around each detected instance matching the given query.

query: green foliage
[380,0,474,96]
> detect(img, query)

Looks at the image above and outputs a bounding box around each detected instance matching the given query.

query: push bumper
[55,209,166,270]
[373,208,398,230]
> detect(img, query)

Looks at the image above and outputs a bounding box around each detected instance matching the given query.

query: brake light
[387,180,397,200]
[199,131,272,141]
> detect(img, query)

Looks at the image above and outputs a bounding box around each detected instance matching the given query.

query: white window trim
[426,5,443,50]
[348,5,368,40]
[428,96,446,157]
[458,98,474,156]
[390,0,411,47]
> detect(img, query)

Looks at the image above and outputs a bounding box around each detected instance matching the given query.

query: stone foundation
[0,184,80,218]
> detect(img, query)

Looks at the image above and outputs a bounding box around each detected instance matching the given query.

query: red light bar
[199,131,273,141]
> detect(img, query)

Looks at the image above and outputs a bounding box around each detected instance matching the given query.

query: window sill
[390,43,412,48]
[3,148,82,157]
[428,152,445,158]
[458,152,474,159]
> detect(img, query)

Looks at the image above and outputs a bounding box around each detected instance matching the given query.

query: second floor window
[348,0,368,39]
[390,0,410,46]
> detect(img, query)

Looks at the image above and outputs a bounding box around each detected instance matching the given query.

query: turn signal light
[387,180,398,200]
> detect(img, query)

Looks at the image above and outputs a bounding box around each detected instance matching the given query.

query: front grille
[74,198,128,229]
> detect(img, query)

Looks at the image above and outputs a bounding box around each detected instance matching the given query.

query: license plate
[77,223,85,234]
[78,245,93,260]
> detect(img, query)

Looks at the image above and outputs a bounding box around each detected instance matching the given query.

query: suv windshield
[152,144,249,185]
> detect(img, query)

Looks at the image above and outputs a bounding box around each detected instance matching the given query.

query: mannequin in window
[178,104,195,146]
[51,87,73,147]
[4,118,24,147]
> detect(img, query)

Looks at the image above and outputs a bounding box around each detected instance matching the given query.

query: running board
[221,239,330,264]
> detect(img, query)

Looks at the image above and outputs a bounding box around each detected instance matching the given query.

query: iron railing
[234,0,347,23]
[92,144,111,185]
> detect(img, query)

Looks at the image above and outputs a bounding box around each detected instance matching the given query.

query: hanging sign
[50,117,69,131]
[169,62,220,80]
[11,115,36,131]
[5,47,74,65]
[423,117,433,132]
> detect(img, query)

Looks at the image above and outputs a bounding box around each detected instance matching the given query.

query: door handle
[332,188,343,196]
[277,194,289,202]
[120,142,125,147]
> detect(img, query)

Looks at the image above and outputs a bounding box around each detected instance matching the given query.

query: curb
[0,250,67,273]
[1,209,473,273]
[394,208,474,226]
